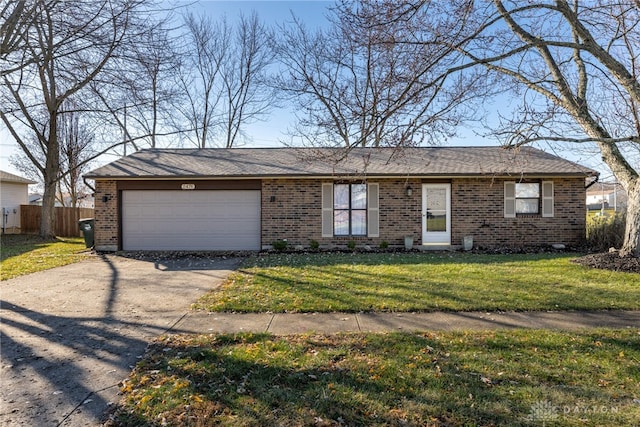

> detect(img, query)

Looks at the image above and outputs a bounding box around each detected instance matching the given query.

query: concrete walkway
[174,310,640,335]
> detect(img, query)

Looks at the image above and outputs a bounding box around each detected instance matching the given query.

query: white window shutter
[368,183,379,237]
[504,182,516,218]
[321,183,333,237]
[542,181,554,217]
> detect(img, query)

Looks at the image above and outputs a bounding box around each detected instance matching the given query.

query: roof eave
[86,171,598,180]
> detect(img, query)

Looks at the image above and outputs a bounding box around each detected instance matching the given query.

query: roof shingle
[85,146,596,179]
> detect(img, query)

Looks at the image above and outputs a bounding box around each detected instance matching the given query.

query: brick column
[94,180,118,251]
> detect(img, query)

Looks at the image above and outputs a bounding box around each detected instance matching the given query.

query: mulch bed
[572,251,640,273]
[109,248,640,273]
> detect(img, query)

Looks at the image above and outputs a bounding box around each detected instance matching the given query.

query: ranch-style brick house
[85,146,597,252]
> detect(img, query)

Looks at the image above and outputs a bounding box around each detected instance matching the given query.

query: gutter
[83,176,96,192]
[585,174,599,190]
[84,172,599,181]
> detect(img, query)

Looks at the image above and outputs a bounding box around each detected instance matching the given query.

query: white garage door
[122,190,260,250]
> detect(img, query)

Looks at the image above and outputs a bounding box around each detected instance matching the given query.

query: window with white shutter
[504,182,516,218]
[367,183,379,237]
[321,183,333,237]
[542,181,554,217]
[505,181,551,217]
[322,182,378,237]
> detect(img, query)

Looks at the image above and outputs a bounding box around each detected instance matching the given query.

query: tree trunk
[40,114,60,238]
[620,179,640,257]
[40,173,57,238]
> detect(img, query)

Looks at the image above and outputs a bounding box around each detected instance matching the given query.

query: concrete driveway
[0,253,241,426]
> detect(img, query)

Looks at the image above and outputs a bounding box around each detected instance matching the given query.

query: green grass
[195,252,640,313]
[1,234,88,280]
[110,329,640,426]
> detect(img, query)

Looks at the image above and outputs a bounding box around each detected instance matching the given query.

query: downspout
[585,174,599,190]
[83,176,95,193]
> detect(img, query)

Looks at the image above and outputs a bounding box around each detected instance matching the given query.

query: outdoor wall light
[270,195,276,202]
[102,195,110,203]
[406,186,413,197]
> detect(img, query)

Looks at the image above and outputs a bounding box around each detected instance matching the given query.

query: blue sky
[0,0,612,179]
[180,0,333,149]
[191,0,332,27]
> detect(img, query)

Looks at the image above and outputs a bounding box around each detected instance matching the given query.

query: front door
[422,184,451,245]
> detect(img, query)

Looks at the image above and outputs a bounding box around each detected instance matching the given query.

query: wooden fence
[20,205,94,237]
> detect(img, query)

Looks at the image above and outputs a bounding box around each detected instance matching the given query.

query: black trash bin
[79,218,94,248]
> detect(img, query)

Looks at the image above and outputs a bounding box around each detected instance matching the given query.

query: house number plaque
[181,183,196,190]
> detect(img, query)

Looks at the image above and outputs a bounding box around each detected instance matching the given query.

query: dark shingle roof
[85,147,597,179]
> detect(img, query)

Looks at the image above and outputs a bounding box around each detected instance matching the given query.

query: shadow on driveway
[0,254,241,426]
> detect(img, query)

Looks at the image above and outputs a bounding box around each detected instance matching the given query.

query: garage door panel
[122,190,260,250]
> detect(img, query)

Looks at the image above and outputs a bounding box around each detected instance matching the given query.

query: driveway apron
[0,254,241,427]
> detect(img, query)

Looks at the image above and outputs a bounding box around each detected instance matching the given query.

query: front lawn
[195,252,640,313]
[109,329,640,426]
[0,235,88,280]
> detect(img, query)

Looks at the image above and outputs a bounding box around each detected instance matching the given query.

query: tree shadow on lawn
[112,333,515,426]
[233,260,639,313]
[112,331,639,426]
[0,234,70,261]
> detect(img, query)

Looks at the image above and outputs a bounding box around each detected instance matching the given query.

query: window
[334,183,367,236]
[515,183,540,214]
[504,181,554,218]
[322,182,379,238]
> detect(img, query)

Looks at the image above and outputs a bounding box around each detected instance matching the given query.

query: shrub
[379,240,389,249]
[309,239,320,250]
[587,211,626,251]
[272,240,288,251]
[347,240,356,250]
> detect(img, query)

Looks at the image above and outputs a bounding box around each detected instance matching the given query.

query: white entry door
[422,184,451,245]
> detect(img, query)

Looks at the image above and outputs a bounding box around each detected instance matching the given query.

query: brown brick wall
[94,177,587,251]
[451,178,587,248]
[262,177,587,249]
[261,179,423,248]
[261,179,322,247]
[94,180,119,251]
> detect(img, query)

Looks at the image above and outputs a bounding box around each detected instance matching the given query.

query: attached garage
[122,190,261,251]
[87,147,596,252]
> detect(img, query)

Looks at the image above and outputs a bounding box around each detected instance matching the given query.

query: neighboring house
[29,192,95,208]
[0,170,36,234]
[586,182,627,211]
[28,193,63,207]
[28,193,44,205]
[85,146,597,252]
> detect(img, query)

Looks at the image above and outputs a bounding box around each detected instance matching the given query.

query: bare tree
[123,17,182,148]
[174,11,275,148]
[0,0,41,75]
[337,0,640,256]
[9,99,94,208]
[221,12,274,148]
[174,12,229,148]
[57,101,94,208]
[464,0,640,256]
[1,0,166,237]
[272,1,490,150]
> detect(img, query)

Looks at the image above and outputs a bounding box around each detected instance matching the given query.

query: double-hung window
[504,181,554,218]
[322,182,379,238]
[334,183,367,236]
[515,183,540,214]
